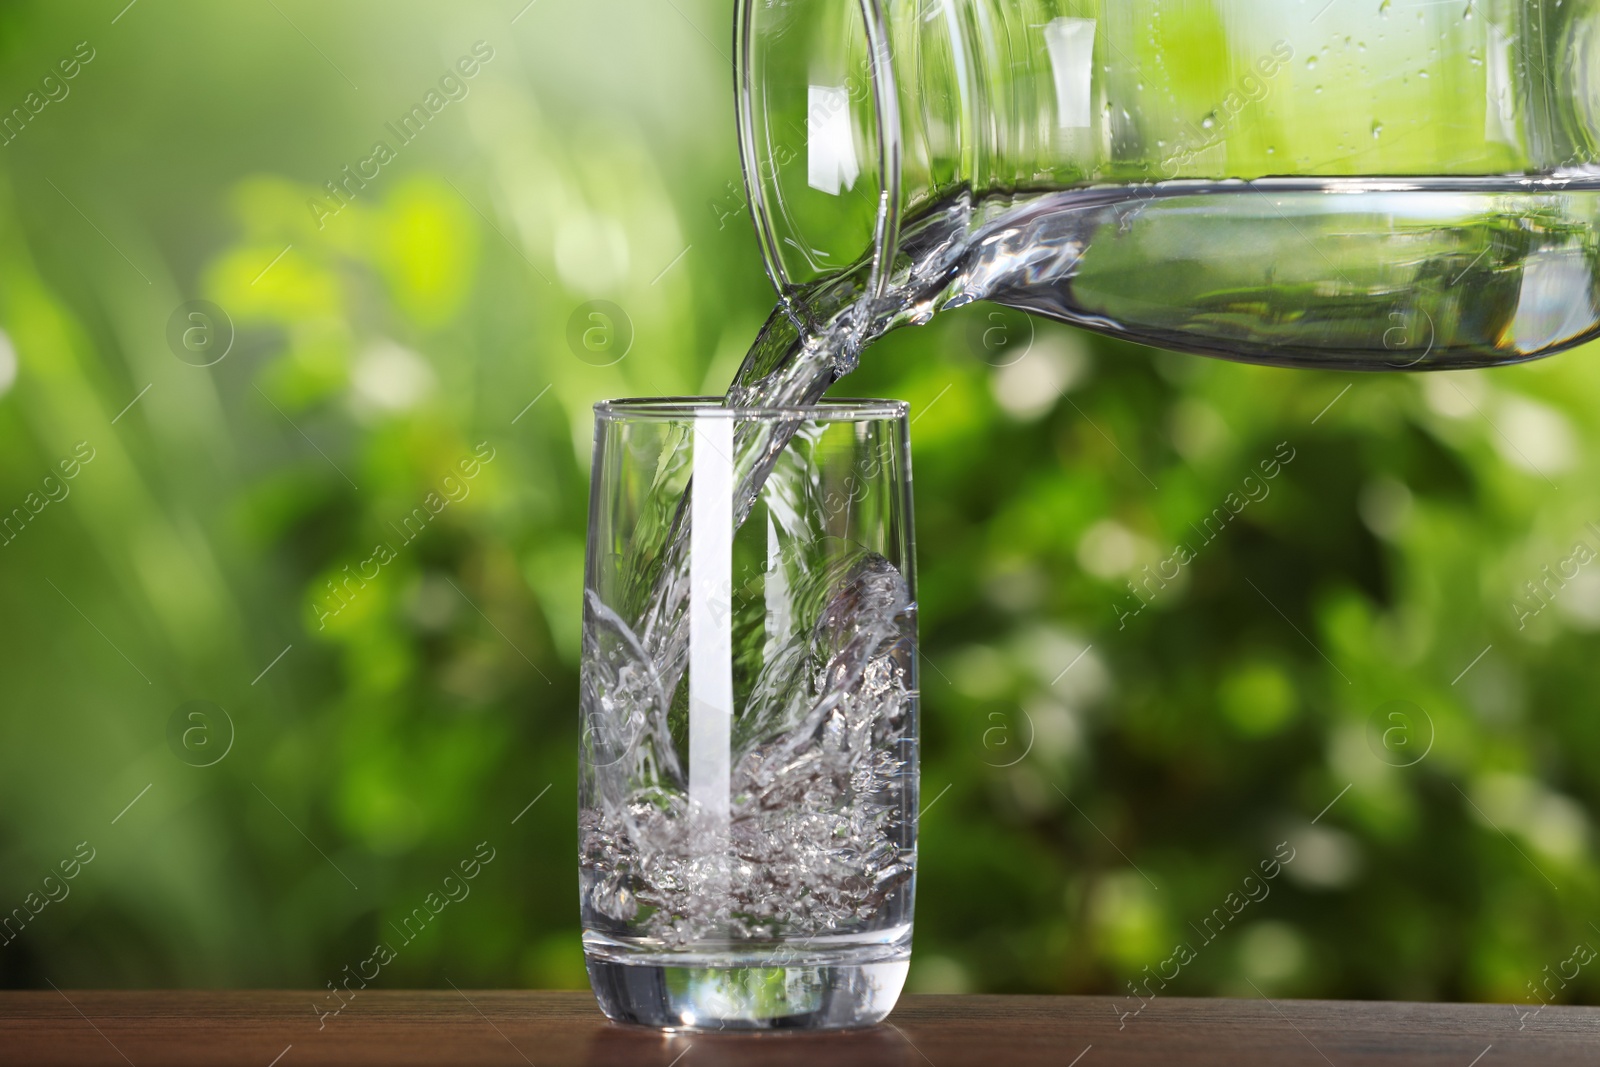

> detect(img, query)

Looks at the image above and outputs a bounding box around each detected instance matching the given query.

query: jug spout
[737,0,1600,370]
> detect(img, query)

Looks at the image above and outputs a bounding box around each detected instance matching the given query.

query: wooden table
[1,991,1596,1066]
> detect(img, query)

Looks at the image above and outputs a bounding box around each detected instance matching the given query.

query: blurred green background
[2,0,1599,1009]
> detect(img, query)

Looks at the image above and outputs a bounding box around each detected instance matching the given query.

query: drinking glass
[736,0,1600,369]
[580,397,918,1030]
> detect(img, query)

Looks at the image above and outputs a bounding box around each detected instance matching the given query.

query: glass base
[585,956,909,1031]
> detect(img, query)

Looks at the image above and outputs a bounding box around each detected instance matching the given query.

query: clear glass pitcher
[736,0,1600,370]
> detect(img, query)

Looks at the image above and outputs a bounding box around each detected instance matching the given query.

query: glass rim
[594,396,910,422]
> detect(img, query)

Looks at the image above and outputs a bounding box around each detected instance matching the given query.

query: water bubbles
[582,552,917,944]
[1200,112,1216,130]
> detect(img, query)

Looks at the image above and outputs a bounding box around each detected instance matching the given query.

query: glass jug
[736,0,1600,370]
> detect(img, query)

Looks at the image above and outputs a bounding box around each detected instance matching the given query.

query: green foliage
[0,0,1597,1012]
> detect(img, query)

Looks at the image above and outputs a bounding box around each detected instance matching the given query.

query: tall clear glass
[736,0,1600,370]
[580,398,918,1030]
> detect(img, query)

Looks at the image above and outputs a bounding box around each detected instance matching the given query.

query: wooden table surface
[1,991,1596,1066]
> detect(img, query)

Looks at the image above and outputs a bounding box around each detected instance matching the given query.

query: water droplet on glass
[1372,121,1384,138]
[1200,113,1216,130]
[1306,55,1318,69]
